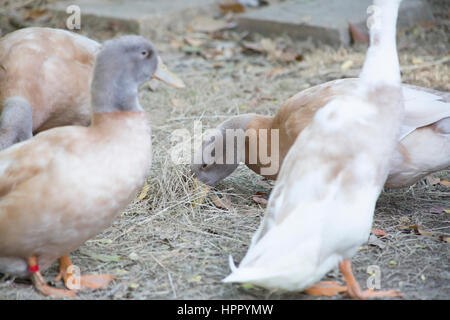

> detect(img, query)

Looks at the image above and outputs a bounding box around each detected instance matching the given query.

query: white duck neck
[359,0,402,87]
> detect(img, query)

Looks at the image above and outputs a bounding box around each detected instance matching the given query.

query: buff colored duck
[193,71,449,188]
[0,35,179,297]
[0,27,184,151]
[223,0,404,299]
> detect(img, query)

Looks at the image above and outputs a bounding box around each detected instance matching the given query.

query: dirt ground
[0,0,449,299]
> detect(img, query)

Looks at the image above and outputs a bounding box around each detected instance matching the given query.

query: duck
[192,71,449,189]
[223,0,405,299]
[0,27,185,151]
[0,35,182,297]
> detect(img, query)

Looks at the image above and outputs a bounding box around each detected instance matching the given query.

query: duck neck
[90,69,143,114]
[360,0,401,86]
[244,115,276,177]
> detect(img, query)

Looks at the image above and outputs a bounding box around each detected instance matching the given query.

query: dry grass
[0,0,449,300]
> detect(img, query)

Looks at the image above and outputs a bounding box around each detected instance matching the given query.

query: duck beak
[152,56,185,89]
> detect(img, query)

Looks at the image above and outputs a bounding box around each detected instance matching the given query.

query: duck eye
[141,50,153,59]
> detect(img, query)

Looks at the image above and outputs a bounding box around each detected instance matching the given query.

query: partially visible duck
[223,0,404,299]
[193,82,449,189]
[0,27,184,151]
[0,35,178,297]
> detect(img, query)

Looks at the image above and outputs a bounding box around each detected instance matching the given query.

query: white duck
[223,0,405,299]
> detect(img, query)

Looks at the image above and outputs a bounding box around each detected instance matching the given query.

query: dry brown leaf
[23,9,49,20]
[210,194,232,210]
[348,22,369,44]
[438,236,450,243]
[430,206,446,214]
[252,192,268,206]
[371,228,387,237]
[184,37,204,47]
[253,196,268,206]
[439,180,450,186]
[192,179,211,207]
[417,225,434,237]
[425,176,440,185]
[220,0,246,13]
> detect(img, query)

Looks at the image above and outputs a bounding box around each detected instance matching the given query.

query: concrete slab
[237,0,434,46]
[47,0,220,39]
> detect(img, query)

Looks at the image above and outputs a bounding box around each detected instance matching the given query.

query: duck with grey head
[0,35,184,297]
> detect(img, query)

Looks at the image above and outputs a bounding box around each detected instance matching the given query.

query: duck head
[191,114,257,186]
[91,35,184,113]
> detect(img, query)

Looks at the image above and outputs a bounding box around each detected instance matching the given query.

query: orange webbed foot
[56,255,115,290]
[27,255,76,298]
[345,288,403,299]
[339,259,402,300]
[304,281,348,296]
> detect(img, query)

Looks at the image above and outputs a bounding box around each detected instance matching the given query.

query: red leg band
[28,264,39,274]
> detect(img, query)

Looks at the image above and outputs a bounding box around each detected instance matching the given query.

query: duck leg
[304,281,347,296]
[55,255,115,290]
[27,255,76,298]
[339,259,402,299]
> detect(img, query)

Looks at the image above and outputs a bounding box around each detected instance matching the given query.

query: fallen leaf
[241,41,265,54]
[253,196,268,206]
[220,0,246,13]
[389,260,397,265]
[210,194,233,210]
[241,283,254,290]
[184,37,204,47]
[136,184,150,201]
[368,234,386,249]
[189,275,202,282]
[23,9,49,20]
[340,60,354,71]
[192,178,211,207]
[417,224,434,237]
[348,22,369,44]
[439,180,450,186]
[425,176,440,185]
[430,206,446,214]
[438,236,450,243]
[371,228,387,237]
[129,283,140,289]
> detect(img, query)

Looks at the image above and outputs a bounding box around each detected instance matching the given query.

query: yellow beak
[152,56,185,89]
